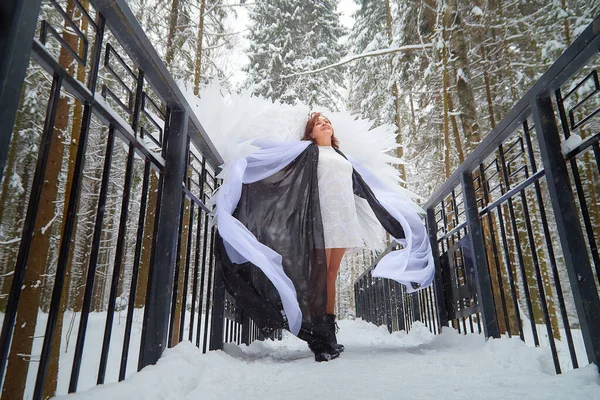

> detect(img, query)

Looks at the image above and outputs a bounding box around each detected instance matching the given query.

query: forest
[0,0,599,398]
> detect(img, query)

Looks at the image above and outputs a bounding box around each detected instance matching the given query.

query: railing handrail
[95,0,223,169]
[424,15,600,210]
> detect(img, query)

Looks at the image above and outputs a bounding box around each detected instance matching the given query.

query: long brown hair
[302,112,340,149]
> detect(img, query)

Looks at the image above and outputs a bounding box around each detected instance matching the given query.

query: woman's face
[311,116,333,144]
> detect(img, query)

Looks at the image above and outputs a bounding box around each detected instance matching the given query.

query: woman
[215,113,434,362]
[301,113,363,355]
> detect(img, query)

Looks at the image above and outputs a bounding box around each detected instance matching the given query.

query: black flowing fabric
[216,144,327,336]
[216,143,407,338]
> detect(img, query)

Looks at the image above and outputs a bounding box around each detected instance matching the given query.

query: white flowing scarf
[215,139,434,335]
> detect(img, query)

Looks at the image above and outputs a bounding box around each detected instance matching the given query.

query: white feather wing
[183,82,424,204]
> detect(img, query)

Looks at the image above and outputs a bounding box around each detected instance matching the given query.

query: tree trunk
[480,45,496,130]
[165,0,181,68]
[93,201,115,312]
[385,0,405,182]
[2,2,78,397]
[446,94,465,164]
[135,170,159,308]
[446,0,480,154]
[560,0,571,45]
[44,3,91,396]
[171,198,191,345]
[193,0,207,96]
[0,86,27,312]
[441,27,451,178]
[69,171,101,312]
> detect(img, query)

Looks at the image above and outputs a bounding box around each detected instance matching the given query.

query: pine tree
[347,0,392,126]
[245,0,347,110]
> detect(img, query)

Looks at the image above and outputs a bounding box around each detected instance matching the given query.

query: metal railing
[354,243,439,335]
[355,15,600,375]
[0,0,245,398]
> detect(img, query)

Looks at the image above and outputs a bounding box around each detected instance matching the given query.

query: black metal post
[460,171,500,338]
[426,207,449,331]
[69,126,116,392]
[97,147,136,385]
[139,109,188,368]
[119,160,151,382]
[0,0,43,179]
[241,313,251,345]
[209,257,226,351]
[395,282,405,332]
[411,292,420,322]
[383,280,393,333]
[532,95,600,370]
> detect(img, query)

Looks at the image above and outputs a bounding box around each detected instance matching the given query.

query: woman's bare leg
[326,248,345,314]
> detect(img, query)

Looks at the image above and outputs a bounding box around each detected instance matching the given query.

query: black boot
[298,317,341,362]
[307,338,341,362]
[325,314,344,352]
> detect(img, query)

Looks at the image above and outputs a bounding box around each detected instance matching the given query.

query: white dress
[317,145,364,249]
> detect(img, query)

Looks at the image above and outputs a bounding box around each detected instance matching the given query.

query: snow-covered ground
[55,318,600,400]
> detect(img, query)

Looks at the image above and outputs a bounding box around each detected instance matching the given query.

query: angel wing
[182,81,424,204]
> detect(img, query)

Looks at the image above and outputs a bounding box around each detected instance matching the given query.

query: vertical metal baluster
[426,286,436,333]
[68,11,107,392]
[378,279,384,326]
[450,191,466,329]
[198,210,210,347]
[357,278,363,320]
[419,291,427,329]
[206,188,220,352]
[519,184,561,373]
[373,277,379,325]
[178,202,195,343]
[0,0,44,178]
[96,58,144,384]
[369,274,376,323]
[524,118,579,368]
[353,282,359,320]
[119,160,151,381]
[383,279,392,333]
[533,94,600,371]
[178,204,193,340]
[441,200,457,330]
[364,276,370,323]
[68,125,115,392]
[498,144,539,345]
[420,290,428,329]
[96,145,135,385]
[36,52,111,395]
[168,198,186,347]
[410,291,420,323]
[395,282,405,332]
[196,159,209,347]
[188,183,204,342]
[427,207,448,332]
[461,171,500,338]
[479,163,510,336]
[388,281,396,331]
[555,89,600,279]
[495,201,524,340]
[363,277,368,322]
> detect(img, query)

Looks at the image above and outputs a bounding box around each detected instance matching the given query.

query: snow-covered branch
[281,44,433,78]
